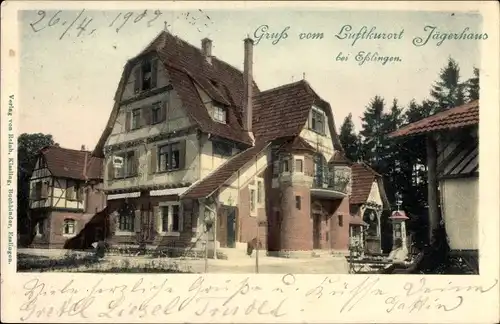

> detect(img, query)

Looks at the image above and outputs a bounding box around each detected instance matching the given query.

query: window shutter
[134,67,141,93]
[151,59,158,89]
[41,182,49,199]
[125,111,131,132]
[134,209,141,233]
[143,105,151,126]
[178,140,186,169]
[153,206,160,234]
[149,146,157,174]
[133,151,140,176]
[107,159,114,180]
[161,99,168,122]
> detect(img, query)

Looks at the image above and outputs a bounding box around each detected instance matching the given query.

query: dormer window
[141,60,152,91]
[213,105,227,124]
[311,107,325,134]
[134,57,158,94]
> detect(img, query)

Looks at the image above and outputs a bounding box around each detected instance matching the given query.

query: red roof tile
[350,162,381,205]
[278,136,316,153]
[41,146,103,180]
[389,100,479,138]
[182,142,270,199]
[330,151,351,164]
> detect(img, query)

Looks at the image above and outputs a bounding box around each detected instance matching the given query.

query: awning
[150,187,190,197]
[107,192,141,200]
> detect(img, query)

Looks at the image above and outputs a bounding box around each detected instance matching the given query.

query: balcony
[310,166,350,199]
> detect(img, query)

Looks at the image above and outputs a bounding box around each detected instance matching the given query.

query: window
[311,109,325,134]
[66,180,76,200]
[115,151,137,178]
[151,103,162,124]
[119,213,134,232]
[273,161,279,176]
[257,180,263,204]
[281,159,289,172]
[131,109,141,130]
[250,189,256,212]
[141,60,152,91]
[158,142,181,172]
[36,220,45,235]
[160,204,181,232]
[295,159,303,173]
[213,106,227,123]
[338,215,344,227]
[213,141,232,157]
[295,196,301,210]
[63,219,76,235]
[34,182,42,200]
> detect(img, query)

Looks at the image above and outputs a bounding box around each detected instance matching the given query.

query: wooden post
[426,135,440,244]
[255,217,259,273]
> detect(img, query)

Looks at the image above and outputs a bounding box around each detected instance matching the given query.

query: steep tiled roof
[330,151,351,164]
[278,136,316,153]
[182,142,270,199]
[389,100,479,138]
[146,32,258,145]
[350,162,381,205]
[252,80,343,151]
[40,146,103,180]
[93,31,258,157]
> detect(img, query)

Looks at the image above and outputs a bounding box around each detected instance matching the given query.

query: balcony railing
[312,175,349,193]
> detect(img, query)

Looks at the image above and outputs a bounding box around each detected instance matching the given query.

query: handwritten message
[14,274,498,322]
[27,9,215,40]
[252,24,489,66]
[29,10,164,40]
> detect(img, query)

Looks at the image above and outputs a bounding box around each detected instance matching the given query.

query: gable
[105,66,193,147]
[31,155,51,180]
[366,180,382,205]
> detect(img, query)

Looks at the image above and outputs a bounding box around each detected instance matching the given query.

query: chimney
[243,37,254,141]
[201,38,212,64]
[81,145,86,151]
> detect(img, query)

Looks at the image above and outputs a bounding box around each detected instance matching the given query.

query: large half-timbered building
[90,31,390,258]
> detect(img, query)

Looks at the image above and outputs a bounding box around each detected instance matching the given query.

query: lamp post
[389,199,409,258]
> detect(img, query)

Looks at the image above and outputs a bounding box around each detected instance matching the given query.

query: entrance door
[313,213,321,249]
[227,208,236,248]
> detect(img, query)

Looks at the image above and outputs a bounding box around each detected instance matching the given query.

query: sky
[19,8,482,150]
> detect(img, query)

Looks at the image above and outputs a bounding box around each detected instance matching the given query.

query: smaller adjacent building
[389,100,479,271]
[29,145,106,248]
[349,161,390,254]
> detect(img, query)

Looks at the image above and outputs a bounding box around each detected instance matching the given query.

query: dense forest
[338,57,480,252]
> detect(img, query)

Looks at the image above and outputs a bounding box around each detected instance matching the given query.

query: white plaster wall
[440,177,479,250]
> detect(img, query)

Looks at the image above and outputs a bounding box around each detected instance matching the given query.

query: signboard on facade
[113,156,124,168]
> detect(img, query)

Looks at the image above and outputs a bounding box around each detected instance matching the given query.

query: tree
[338,113,361,162]
[359,96,385,169]
[17,133,56,237]
[430,57,466,112]
[465,67,480,102]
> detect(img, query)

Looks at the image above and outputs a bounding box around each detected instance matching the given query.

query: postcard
[1,1,499,323]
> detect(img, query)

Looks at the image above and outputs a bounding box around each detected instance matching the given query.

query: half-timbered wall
[436,127,479,251]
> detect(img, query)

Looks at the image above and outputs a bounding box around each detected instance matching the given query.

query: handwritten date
[29,10,163,40]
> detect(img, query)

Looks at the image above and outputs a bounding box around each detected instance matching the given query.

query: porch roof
[389,100,479,138]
